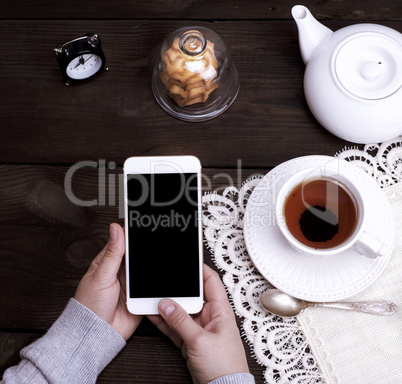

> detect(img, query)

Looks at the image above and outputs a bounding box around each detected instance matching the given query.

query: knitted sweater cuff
[21,298,126,384]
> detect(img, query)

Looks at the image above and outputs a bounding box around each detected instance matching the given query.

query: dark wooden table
[1,1,401,382]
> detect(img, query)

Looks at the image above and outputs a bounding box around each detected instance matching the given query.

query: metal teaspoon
[260,289,397,317]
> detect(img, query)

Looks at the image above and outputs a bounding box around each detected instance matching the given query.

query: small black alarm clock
[54,33,106,85]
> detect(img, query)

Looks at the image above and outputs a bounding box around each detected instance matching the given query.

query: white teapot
[292,5,402,143]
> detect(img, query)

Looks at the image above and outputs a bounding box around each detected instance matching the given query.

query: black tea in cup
[283,178,358,249]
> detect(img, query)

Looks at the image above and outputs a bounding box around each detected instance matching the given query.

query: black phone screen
[126,172,200,298]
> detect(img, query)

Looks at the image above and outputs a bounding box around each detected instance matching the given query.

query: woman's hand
[148,264,250,384]
[75,223,142,340]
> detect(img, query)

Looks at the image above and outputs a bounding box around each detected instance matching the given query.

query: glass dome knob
[179,31,206,56]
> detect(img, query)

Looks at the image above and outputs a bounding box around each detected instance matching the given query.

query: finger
[87,243,108,273]
[118,259,127,298]
[158,299,203,346]
[96,223,125,278]
[203,264,231,307]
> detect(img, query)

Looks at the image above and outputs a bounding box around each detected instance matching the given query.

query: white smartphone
[123,156,204,315]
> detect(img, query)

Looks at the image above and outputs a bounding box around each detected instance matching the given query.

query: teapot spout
[292,5,333,64]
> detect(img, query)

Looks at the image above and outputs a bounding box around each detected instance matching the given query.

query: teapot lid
[333,33,402,100]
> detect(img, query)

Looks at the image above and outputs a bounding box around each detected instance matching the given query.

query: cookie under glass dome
[151,26,239,122]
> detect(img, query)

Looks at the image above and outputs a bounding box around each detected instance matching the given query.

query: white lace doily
[202,138,402,384]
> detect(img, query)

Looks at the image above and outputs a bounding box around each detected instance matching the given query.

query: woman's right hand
[148,264,250,384]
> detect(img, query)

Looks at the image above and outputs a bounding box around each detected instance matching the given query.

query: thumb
[159,299,201,344]
[96,223,125,278]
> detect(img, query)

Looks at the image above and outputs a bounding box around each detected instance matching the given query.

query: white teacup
[275,162,387,258]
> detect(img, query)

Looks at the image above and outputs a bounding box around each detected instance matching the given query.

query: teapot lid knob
[360,61,381,80]
[333,32,402,99]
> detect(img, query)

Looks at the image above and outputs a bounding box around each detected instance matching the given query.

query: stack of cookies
[160,32,219,107]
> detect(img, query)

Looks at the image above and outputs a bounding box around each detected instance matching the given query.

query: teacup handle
[352,232,387,259]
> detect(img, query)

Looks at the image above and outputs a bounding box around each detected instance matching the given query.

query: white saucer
[243,155,395,302]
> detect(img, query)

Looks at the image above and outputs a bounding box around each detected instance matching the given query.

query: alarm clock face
[66,54,103,80]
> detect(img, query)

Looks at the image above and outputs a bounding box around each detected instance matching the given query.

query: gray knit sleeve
[1,298,126,384]
[208,373,256,384]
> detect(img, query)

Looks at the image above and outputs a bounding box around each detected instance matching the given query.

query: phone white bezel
[123,155,204,315]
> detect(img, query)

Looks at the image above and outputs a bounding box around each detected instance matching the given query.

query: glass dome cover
[152,26,239,122]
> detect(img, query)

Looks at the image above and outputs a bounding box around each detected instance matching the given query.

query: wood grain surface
[0,18,355,167]
[4,0,402,20]
[1,0,401,382]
